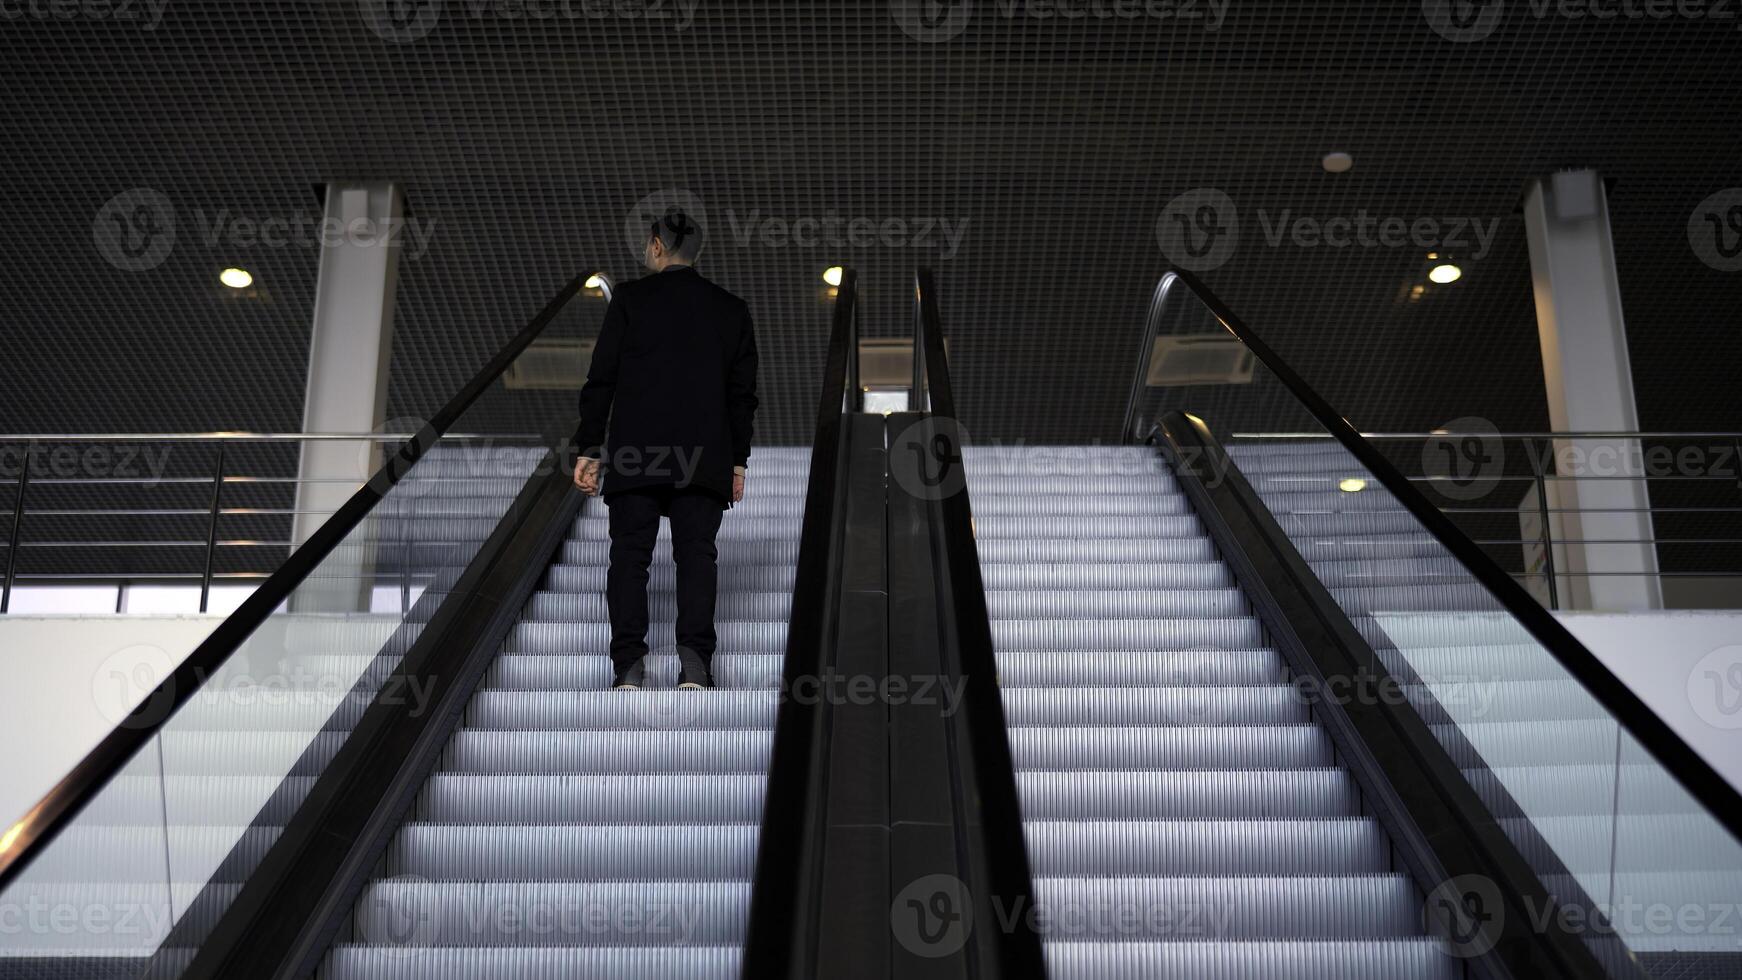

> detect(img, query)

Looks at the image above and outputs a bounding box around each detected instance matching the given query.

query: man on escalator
[571,208,760,691]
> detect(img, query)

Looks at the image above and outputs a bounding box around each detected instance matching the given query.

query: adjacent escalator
[965,443,1459,979]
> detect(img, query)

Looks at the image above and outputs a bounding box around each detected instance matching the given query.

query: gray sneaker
[677,649,715,690]
[612,658,646,690]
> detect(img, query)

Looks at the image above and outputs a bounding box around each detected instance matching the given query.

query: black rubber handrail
[1159,410,1646,980]
[912,267,1048,979]
[0,276,587,891]
[1138,268,1742,848]
[742,268,860,977]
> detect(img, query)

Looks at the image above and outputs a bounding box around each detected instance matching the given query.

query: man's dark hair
[651,208,704,262]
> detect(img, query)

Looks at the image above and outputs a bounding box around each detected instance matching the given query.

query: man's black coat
[572,265,759,500]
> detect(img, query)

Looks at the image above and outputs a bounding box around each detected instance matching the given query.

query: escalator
[965,443,1458,978]
[6,263,1741,980]
[324,448,811,979]
[911,266,1742,980]
[1228,437,1742,972]
[0,272,859,980]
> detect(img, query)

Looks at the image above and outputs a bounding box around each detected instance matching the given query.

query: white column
[291,181,405,611]
[1523,169,1662,611]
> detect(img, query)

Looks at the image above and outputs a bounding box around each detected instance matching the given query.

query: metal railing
[0,431,546,614]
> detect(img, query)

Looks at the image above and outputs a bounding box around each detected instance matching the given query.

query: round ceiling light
[220,268,253,289]
[1321,152,1354,174]
[1429,264,1463,284]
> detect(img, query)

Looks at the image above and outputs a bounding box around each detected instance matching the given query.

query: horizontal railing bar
[0,432,546,442]
[1467,538,1742,546]
[1283,511,1742,520]
[1232,431,1742,439]
[17,540,296,548]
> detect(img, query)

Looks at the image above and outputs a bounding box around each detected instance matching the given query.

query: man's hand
[732,470,746,504]
[575,457,602,496]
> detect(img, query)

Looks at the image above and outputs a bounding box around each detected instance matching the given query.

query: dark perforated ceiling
[0,0,1738,578]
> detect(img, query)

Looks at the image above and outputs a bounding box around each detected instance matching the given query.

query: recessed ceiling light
[220,268,253,289]
[1426,252,1440,260]
[1338,478,1368,493]
[584,274,605,290]
[823,266,844,287]
[1321,152,1354,174]
[1429,264,1463,284]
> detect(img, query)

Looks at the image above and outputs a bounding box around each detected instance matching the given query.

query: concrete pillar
[1523,170,1662,611]
[291,181,405,612]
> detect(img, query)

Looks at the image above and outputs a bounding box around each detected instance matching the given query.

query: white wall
[1557,610,1742,793]
[0,615,225,829]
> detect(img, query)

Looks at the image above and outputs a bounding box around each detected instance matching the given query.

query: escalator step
[1025,819,1391,875]
[1043,939,1460,980]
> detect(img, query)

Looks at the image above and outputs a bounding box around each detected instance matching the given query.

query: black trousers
[604,485,726,672]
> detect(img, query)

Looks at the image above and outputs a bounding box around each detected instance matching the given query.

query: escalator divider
[742,269,862,978]
[909,268,1047,979]
[1157,409,1645,980]
[177,453,586,980]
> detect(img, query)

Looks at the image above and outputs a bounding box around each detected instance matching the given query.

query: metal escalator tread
[967,445,1450,977]
[321,448,810,980]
